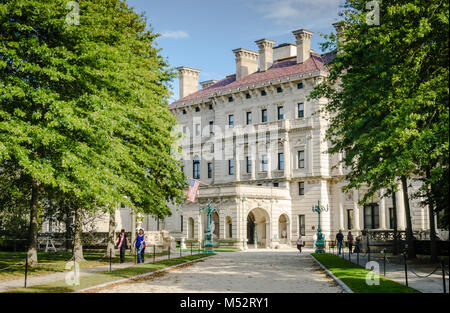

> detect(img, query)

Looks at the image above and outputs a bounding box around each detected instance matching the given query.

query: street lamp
[312,200,329,253]
[200,200,217,254]
[241,197,247,251]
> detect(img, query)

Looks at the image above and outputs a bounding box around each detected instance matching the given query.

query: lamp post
[200,200,217,254]
[312,200,328,253]
[241,197,247,251]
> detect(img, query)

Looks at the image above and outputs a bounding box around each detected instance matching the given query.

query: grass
[0,250,169,281]
[312,253,420,293]
[5,253,213,293]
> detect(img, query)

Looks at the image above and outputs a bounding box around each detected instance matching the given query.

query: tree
[310,0,448,259]
[0,0,185,265]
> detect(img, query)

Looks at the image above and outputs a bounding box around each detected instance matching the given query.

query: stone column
[396,183,406,230]
[267,154,272,179]
[338,186,345,231]
[379,189,387,229]
[353,189,361,231]
[235,157,240,181]
[283,135,291,178]
[251,157,256,180]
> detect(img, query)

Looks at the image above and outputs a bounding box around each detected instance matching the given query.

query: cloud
[160,30,190,39]
[249,0,341,29]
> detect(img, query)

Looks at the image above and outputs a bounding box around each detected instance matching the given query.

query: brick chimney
[255,39,275,71]
[232,48,259,80]
[200,80,218,89]
[292,29,314,64]
[177,66,201,99]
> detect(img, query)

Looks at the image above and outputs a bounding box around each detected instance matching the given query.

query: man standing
[347,231,354,253]
[115,229,130,263]
[335,230,344,255]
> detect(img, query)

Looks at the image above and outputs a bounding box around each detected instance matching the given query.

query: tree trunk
[425,169,438,262]
[391,189,399,255]
[401,175,416,259]
[106,210,116,257]
[73,205,85,262]
[130,210,136,255]
[64,211,73,252]
[27,179,40,266]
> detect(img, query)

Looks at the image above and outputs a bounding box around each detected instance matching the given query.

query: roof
[170,52,336,107]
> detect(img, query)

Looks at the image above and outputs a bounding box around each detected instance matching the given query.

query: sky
[125,0,345,102]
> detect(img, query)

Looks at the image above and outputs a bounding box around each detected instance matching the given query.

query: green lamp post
[200,200,217,254]
[312,200,328,253]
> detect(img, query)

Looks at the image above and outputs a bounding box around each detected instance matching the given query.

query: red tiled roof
[171,53,336,107]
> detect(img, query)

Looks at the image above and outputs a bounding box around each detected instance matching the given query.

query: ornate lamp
[312,200,329,253]
[200,200,218,254]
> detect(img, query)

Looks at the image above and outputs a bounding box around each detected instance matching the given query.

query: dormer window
[277,87,283,93]
[228,96,234,102]
[261,90,267,96]
[183,109,187,115]
[246,93,251,99]
[297,82,303,89]
[195,107,200,112]
[209,104,213,110]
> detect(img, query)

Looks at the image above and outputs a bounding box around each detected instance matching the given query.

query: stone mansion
[51,26,443,249]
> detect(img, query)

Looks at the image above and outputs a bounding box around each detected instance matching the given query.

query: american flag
[187,178,200,202]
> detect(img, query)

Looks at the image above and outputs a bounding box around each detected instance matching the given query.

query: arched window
[188,217,195,239]
[226,216,232,238]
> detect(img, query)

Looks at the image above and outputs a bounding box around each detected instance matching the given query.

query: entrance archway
[278,214,289,244]
[247,208,270,248]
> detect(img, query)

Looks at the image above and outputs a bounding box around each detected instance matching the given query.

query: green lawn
[0,250,169,281]
[5,253,213,293]
[312,253,420,293]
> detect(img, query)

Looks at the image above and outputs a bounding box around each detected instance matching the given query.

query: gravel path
[95,249,343,293]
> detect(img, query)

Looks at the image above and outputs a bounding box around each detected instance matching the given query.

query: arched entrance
[247,208,270,248]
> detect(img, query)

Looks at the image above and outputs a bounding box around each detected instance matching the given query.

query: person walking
[133,229,146,264]
[347,231,354,253]
[296,235,304,253]
[335,230,344,255]
[354,235,361,253]
[115,229,130,263]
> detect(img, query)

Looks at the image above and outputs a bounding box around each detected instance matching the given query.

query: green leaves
[310,0,449,216]
[0,0,185,219]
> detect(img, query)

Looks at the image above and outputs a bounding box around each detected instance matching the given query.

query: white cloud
[160,30,190,39]
[250,0,341,29]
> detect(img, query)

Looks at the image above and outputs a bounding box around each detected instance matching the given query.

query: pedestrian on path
[347,231,354,253]
[335,230,344,255]
[133,229,146,263]
[116,229,130,263]
[296,235,304,253]
[354,235,361,253]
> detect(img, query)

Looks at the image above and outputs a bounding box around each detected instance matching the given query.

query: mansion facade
[45,26,443,249]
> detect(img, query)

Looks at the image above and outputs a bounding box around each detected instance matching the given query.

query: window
[298,182,305,195]
[298,150,305,168]
[193,159,200,179]
[298,102,304,118]
[228,114,234,128]
[277,106,284,120]
[273,182,279,187]
[195,106,200,112]
[246,93,251,99]
[261,90,267,96]
[347,209,353,230]
[261,109,268,122]
[207,162,213,179]
[228,159,235,175]
[209,104,213,110]
[388,207,395,229]
[246,111,252,125]
[246,157,252,173]
[261,155,268,172]
[278,153,284,170]
[297,82,303,89]
[277,87,283,93]
[228,96,234,102]
[183,109,187,115]
[364,203,380,229]
[180,215,183,232]
[182,126,187,134]
[298,215,305,236]
[209,121,214,135]
[195,124,200,136]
